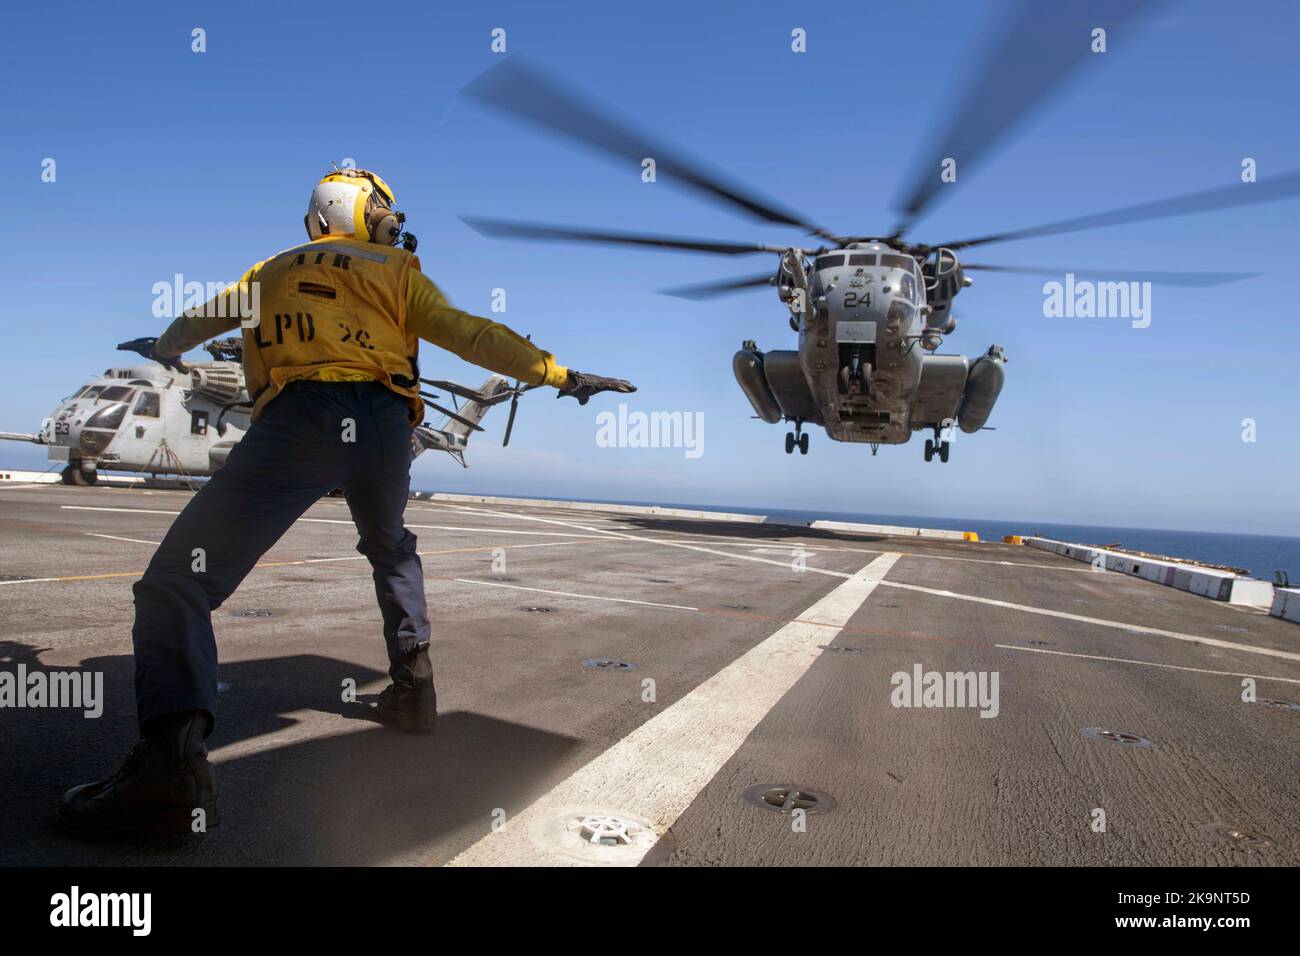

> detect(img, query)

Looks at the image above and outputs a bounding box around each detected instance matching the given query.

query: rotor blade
[460,216,789,256]
[659,273,776,300]
[420,378,496,403]
[939,170,1300,249]
[502,393,520,447]
[962,264,1261,287]
[891,0,1170,234]
[462,58,841,241]
[419,394,484,432]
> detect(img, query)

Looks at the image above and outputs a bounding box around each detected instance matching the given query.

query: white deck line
[445,553,900,866]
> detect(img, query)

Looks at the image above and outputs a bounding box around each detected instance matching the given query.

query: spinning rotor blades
[459,217,789,256]
[660,273,777,300]
[455,14,1285,302]
[891,0,1171,236]
[961,264,1261,287]
[939,170,1300,249]
[462,58,841,242]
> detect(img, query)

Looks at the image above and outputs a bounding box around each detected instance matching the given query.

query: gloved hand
[557,370,637,405]
[116,336,188,373]
[152,349,189,374]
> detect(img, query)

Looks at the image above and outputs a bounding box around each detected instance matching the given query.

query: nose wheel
[924,436,950,463]
[785,422,809,455]
[61,463,98,485]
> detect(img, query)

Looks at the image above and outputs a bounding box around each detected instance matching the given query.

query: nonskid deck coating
[0,483,1296,866]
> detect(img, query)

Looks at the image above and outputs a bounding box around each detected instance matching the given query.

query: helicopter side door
[157,386,217,476]
[114,388,164,470]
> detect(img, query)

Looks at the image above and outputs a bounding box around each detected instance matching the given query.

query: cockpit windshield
[815,254,846,271]
[898,272,917,302]
[98,386,136,403]
[879,254,916,273]
[85,402,129,431]
[133,391,160,417]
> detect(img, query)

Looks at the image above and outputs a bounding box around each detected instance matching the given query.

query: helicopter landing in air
[454,8,1297,463]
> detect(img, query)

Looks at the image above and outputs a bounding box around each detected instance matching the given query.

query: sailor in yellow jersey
[59,168,635,837]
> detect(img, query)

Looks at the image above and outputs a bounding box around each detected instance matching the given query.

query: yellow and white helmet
[304,167,405,245]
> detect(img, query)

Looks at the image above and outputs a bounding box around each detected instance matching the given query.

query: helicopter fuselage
[733,241,1005,460]
[802,242,928,444]
[2,354,507,482]
[38,362,250,482]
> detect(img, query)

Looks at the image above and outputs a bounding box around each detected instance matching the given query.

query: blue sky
[1,0,1297,535]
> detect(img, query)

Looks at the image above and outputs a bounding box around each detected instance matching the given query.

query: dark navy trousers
[132,381,431,733]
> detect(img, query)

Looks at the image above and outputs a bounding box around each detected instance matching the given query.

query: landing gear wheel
[785,432,795,454]
[939,441,950,463]
[74,468,97,486]
[798,432,809,455]
[924,439,934,462]
[60,465,77,485]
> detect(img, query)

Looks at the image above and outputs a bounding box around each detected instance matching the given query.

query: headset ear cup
[366,207,401,245]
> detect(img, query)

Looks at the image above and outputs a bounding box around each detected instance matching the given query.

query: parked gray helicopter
[0,337,521,483]
[455,5,1297,462]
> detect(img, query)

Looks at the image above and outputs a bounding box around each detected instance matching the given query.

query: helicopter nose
[77,402,129,455]
[78,426,115,456]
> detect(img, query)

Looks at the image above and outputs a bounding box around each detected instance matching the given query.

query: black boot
[376,641,437,733]
[58,711,219,838]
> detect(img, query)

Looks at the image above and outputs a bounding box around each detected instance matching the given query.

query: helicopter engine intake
[190,364,248,406]
[922,248,965,338]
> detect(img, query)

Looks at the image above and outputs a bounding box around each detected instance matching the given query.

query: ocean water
[759,509,1300,580]
[447,491,1300,580]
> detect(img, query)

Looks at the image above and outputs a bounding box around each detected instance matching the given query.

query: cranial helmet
[304,167,405,245]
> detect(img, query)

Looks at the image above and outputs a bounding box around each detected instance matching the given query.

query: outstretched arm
[405,270,567,387]
[406,271,634,402]
[152,264,263,369]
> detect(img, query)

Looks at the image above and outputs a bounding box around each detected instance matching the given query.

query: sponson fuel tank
[732,348,783,424]
[957,345,1006,434]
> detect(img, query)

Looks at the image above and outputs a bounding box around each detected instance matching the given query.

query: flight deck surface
[1,484,1296,866]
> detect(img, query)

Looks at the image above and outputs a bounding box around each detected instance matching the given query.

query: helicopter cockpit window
[898,272,916,302]
[98,385,136,403]
[848,254,876,266]
[85,403,128,432]
[886,300,915,327]
[191,410,209,436]
[133,391,160,418]
[815,254,845,271]
[880,254,914,272]
[81,386,105,400]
